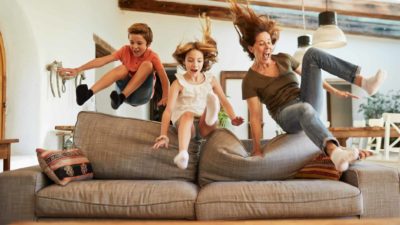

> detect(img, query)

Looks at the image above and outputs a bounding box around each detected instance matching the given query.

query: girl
[153,16,244,170]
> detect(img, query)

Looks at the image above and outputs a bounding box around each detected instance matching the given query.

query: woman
[229,1,386,171]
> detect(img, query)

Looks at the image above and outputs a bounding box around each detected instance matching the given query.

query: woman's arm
[323,81,359,99]
[59,54,117,77]
[153,81,181,149]
[247,96,263,156]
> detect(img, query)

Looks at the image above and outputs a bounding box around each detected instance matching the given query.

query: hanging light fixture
[293,0,311,62]
[312,0,346,49]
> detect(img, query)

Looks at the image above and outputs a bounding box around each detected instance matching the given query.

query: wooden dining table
[329,126,400,147]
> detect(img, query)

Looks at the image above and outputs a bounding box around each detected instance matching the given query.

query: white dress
[171,73,214,125]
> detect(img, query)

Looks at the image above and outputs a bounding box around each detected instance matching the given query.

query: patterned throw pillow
[294,153,342,180]
[36,148,93,186]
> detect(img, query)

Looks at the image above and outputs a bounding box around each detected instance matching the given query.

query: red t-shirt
[112,45,164,75]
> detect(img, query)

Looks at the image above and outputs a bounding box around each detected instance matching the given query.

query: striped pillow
[294,153,341,180]
[36,148,93,186]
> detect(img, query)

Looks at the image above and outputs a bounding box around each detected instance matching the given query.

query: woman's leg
[300,47,360,113]
[76,65,128,105]
[175,112,195,169]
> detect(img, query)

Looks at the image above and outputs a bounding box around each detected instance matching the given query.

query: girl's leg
[110,61,153,109]
[199,93,220,137]
[76,65,128,105]
[175,112,195,170]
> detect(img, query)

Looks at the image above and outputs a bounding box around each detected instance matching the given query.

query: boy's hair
[229,0,280,60]
[173,15,218,72]
[128,23,153,46]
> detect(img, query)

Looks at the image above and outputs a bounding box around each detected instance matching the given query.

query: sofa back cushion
[73,111,199,181]
[198,129,320,186]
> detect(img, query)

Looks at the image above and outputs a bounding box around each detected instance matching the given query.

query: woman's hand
[334,90,359,99]
[231,116,244,126]
[153,135,169,149]
[57,67,80,78]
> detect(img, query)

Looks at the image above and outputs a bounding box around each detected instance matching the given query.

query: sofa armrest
[342,161,400,218]
[0,165,51,224]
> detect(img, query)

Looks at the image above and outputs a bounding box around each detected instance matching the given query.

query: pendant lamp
[293,0,311,62]
[312,0,346,49]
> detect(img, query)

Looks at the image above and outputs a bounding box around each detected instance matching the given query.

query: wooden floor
[11,218,400,225]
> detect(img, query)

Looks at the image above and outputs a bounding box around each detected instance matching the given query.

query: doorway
[0,32,6,138]
[326,79,353,127]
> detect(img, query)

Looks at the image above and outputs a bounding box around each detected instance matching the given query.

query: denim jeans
[275,47,360,151]
[115,72,155,106]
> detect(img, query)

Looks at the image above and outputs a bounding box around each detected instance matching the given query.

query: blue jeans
[275,48,360,151]
[115,72,155,107]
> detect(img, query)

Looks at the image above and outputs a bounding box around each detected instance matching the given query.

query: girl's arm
[154,66,170,106]
[323,81,359,99]
[59,54,117,77]
[153,81,181,149]
[210,77,244,126]
[247,96,263,156]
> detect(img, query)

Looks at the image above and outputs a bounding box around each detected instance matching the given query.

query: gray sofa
[1,111,399,224]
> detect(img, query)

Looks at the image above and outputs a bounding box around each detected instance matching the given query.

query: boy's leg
[122,61,153,97]
[76,65,128,106]
[174,112,195,170]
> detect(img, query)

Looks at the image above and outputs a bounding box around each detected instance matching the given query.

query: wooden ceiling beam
[118,0,400,39]
[211,0,400,21]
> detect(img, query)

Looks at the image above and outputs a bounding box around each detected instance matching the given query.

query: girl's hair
[229,0,280,60]
[173,15,218,72]
[128,23,153,46]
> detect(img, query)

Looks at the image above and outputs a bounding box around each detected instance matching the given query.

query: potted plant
[358,89,400,120]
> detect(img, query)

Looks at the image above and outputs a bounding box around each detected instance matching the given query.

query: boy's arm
[59,54,117,77]
[154,65,170,106]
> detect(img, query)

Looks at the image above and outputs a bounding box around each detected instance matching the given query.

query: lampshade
[293,35,311,62]
[313,11,346,49]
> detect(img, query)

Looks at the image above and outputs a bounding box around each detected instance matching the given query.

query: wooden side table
[0,139,19,171]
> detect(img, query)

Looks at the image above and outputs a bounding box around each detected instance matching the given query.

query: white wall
[0,0,399,161]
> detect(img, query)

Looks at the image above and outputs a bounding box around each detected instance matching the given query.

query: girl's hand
[157,97,168,106]
[231,116,244,126]
[153,135,169,149]
[58,68,79,78]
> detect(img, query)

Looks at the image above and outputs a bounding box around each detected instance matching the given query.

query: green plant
[358,90,400,120]
[218,108,230,128]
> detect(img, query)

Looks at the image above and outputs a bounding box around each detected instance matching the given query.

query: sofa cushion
[196,180,362,220]
[198,129,320,186]
[36,148,93,186]
[36,180,198,219]
[294,153,341,180]
[73,111,200,182]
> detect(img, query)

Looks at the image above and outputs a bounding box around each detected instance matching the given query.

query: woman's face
[128,34,148,57]
[248,31,274,64]
[184,49,204,76]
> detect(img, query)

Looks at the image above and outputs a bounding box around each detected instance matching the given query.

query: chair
[366,118,384,154]
[352,120,366,149]
[382,113,400,160]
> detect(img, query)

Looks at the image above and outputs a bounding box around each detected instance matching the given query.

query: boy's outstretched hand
[231,116,244,126]
[157,97,168,106]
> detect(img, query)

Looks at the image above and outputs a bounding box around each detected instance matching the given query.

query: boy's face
[128,34,148,57]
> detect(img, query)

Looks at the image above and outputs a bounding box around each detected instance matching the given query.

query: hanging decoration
[46,61,85,98]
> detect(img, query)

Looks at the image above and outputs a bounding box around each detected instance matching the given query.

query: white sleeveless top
[171,73,214,124]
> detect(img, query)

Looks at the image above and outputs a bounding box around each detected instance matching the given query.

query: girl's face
[248,31,275,64]
[184,49,204,76]
[128,34,148,57]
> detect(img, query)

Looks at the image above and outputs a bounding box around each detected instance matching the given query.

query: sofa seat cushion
[198,129,320,186]
[73,112,200,182]
[196,180,362,220]
[36,180,198,219]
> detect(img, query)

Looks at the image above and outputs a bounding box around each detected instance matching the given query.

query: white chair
[366,118,384,154]
[352,120,366,149]
[382,113,400,160]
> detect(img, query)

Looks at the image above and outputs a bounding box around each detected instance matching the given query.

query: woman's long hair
[173,15,218,72]
[229,0,280,60]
